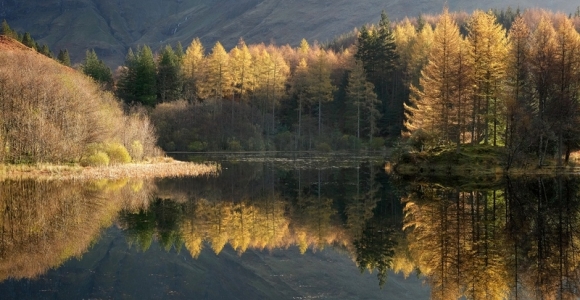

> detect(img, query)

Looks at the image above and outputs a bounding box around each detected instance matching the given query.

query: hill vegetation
[0,35,160,165]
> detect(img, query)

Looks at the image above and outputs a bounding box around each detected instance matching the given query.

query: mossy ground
[392,144,580,178]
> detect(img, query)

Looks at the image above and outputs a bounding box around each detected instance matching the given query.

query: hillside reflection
[0,178,155,281]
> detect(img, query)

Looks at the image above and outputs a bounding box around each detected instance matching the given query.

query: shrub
[104,143,131,164]
[408,129,436,151]
[315,142,332,152]
[80,151,110,167]
[188,141,207,152]
[130,140,144,161]
[227,139,243,151]
[370,137,385,150]
[274,131,294,151]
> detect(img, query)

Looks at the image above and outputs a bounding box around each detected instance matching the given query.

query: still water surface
[0,155,578,299]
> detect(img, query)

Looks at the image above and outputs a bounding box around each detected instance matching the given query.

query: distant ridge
[1,0,576,67]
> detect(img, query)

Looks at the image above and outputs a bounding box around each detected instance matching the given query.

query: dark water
[0,156,578,299]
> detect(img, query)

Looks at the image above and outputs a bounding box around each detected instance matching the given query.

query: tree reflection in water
[403,176,580,300]
[0,178,155,281]
[118,161,400,287]
[4,161,580,299]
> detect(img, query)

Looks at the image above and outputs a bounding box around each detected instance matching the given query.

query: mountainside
[1,0,576,66]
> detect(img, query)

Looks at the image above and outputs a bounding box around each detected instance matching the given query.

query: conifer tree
[117,46,157,106]
[117,49,138,103]
[298,38,310,58]
[266,46,289,134]
[292,58,310,150]
[308,48,335,137]
[505,16,532,166]
[228,39,252,133]
[205,42,232,100]
[57,49,71,67]
[404,8,465,147]
[38,44,53,58]
[175,41,184,60]
[356,11,399,136]
[21,32,35,49]
[407,23,434,87]
[135,45,158,106]
[230,39,253,103]
[82,49,113,87]
[466,10,508,146]
[529,17,557,165]
[550,15,580,164]
[394,19,417,85]
[182,38,207,102]
[157,45,182,102]
[0,19,17,39]
[346,61,380,143]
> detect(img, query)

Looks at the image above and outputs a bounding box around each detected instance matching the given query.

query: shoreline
[0,159,219,181]
[392,162,580,177]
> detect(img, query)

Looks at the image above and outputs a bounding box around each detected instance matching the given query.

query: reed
[0,159,219,181]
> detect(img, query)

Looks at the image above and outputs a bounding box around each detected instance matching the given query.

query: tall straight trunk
[357,100,360,140]
[272,73,276,134]
[297,96,302,151]
[318,99,322,137]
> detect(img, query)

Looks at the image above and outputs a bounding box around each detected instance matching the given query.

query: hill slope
[1,0,576,66]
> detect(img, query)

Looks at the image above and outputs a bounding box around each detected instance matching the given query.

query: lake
[0,154,578,299]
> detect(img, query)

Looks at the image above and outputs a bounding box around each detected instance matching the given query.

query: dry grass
[0,159,219,181]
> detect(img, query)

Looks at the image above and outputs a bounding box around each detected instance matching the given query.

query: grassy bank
[0,158,219,181]
[391,145,580,177]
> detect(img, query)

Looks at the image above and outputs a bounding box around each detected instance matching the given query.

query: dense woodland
[3,7,580,164]
[126,8,580,165]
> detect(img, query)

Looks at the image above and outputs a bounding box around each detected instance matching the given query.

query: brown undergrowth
[0,159,219,181]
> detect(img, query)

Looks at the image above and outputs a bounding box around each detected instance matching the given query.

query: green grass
[395,145,506,177]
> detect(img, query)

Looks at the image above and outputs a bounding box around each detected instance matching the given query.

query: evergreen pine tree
[157,45,182,102]
[134,45,158,106]
[21,32,36,49]
[0,19,17,39]
[82,49,113,87]
[38,44,53,58]
[57,49,71,66]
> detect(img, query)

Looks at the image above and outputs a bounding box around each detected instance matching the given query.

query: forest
[3,7,580,165]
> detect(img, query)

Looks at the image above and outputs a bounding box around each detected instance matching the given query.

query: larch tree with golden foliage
[467,10,508,146]
[550,15,580,165]
[205,42,232,101]
[292,58,310,150]
[529,17,557,166]
[346,61,380,142]
[308,48,335,137]
[182,38,207,102]
[505,16,532,167]
[404,8,465,148]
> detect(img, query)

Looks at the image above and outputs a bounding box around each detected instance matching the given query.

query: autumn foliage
[0,36,160,164]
